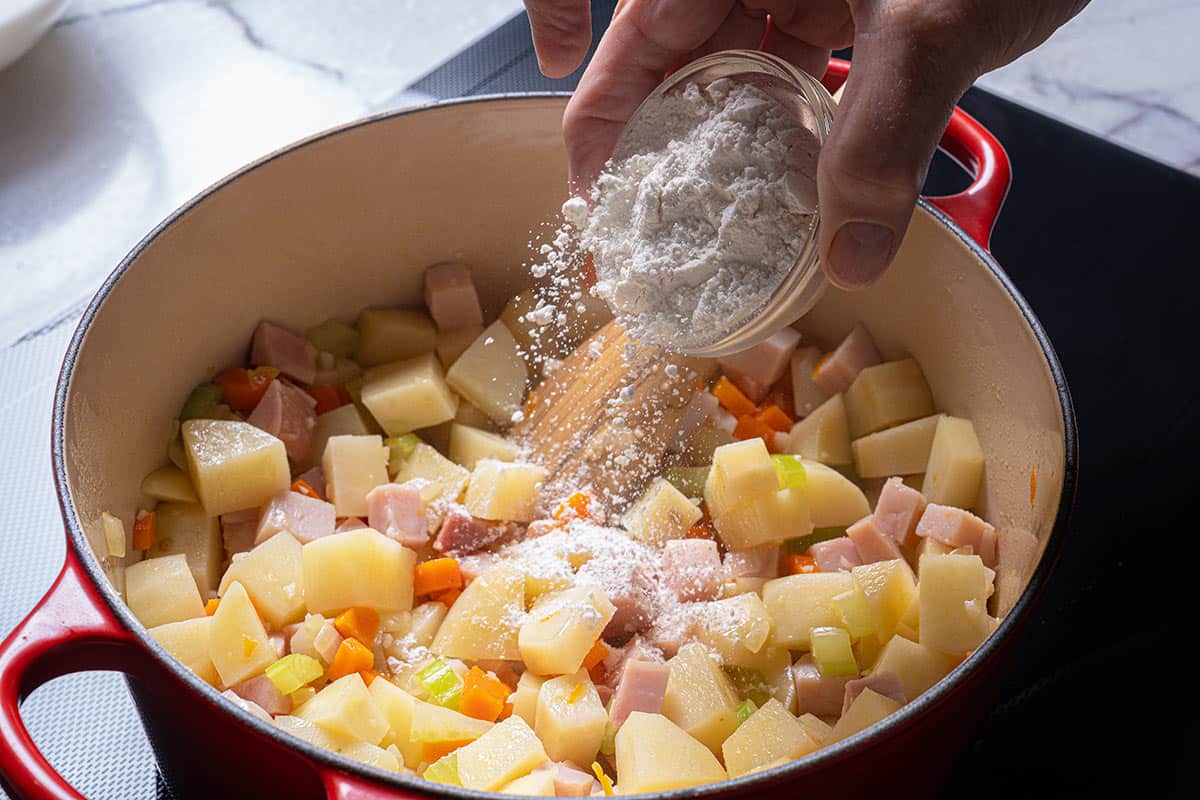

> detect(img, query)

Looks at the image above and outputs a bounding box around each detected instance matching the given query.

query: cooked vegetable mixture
[111,260,1036,793]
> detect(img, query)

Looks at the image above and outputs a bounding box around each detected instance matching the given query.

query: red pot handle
[821,58,1011,251]
[321,768,432,800]
[0,551,150,800]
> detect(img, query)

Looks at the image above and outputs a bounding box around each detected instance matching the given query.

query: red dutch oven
[0,59,1076,799]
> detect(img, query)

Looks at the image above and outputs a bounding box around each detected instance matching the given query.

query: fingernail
[826,222,895,289]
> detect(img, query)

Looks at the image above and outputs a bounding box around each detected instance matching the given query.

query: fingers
[525,0,593,78]
[689,3,772,61]
[745,0,854,50]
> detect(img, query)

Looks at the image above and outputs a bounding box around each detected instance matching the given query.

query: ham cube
[247,380,317,462]
[256,490,336,545]
[579,559,657,637]
[366,481,428,549]
[554,763,599,797]
[221,690,273,723]
[334,517,369,533]
[812,323,881,395]
[295,466,326,500]
[433,507,508,556]
[251,321,317,385]
[661,538,723,602]
[846,515,904,564]
[670,390,721,453]
[229,674,292,716]
[644,616,696,660]
[808,536,862,572]
[610,659,670,726]
[718,328,802,400]
[793,655,855,716]
[604,635,664,688]
[220,508,259,559]
[843,671,906,715]
[915,504,998,566]
[290,618,342,666]
[456,552,499,585]
[423,262,483,331]
[724,544,781,579]
[873,478,927,547]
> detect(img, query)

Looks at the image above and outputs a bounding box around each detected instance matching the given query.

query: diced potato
[534,671,606,767]
[275,714,342,752]
[831,688,902,742]
[615,712,727,793]
[851,414,943,479]
[322,434,389,517]
[457,716,550,791]
[797,713,833,746]
[921,416,985,509]
[694,593,774,667]
[511,671,545,727]
[430,565,525,660]
[730,577,768,597]
[662,643,741,754]
[218,532,306,628]
[307,318,360,360]
[760,647,798,712]
[183,420,290,517]
[355,308,437,368]
[801,460,870,527]
[302,528,416,614]
[341,742,401,772]
[449,424,521,469]
[463,459,545,523]
[297,673,389,746]
[392,442,470,530]
[208,581,276,687]
[446,320,529,425]
[300,404,375,472]
[786,394,851,465]
[762,572,854,648]
[500,769,556,796]
[408,601,449,649]
[790,346,830,418]
[623,477,702,545]
[520,585,615,676]
[918,553,995,655]
[435,324,484,368]
[851,559,917,643]
[853,634,884,672]
[314,356,363,389]
[714,486,812,550]
[361,353,458,436]
[895,589,921,641]
[125,554,205,628]
[147,502,222,594]
[408,698,493,743]
[871,635,958,701]
[140,465,198,503]
[704,439,777,517]
[843,359,935,438]
[148,617,219,686]
[101,512,126,559]
[369,678,423,769]
[722,698,819,778]
[916,536,954,570]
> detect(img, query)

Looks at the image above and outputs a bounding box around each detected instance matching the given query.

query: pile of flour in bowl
[576,77,820,346]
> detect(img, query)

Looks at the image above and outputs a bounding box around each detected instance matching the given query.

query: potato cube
[714,486,812,550]
[871,636,958,701]
[300,404,375,471]
[662,643,741,753]
[790,346,830,417]
[430,565,525,660]
[500,769,556,796]
[623,477,702,545]
[801,460,870,528]
[519,585,616,676]
[436,324,484,368]
[369,676,422,769]
[786,394,851,465]
[140,465,198,503]
[446,320,529,425]
[722,698,819,778]
[301,528,415,614]
[408,698,493,743]
[615,712,727,793]
[921,416,985,509]
[534,671,606,767]
[407,601,449,648]
[183,420,290,516]
[101,512,127,559]
[851,559,917,643]
[762,572,854,648]
[830,688,902,742]
[449,424,521,469]
[511,671,546,727]
[355,308,437,368]
[694,592,774,668]
[125,554,205,628]
[361,353,458,436]
[297,673,389,746]
[148,617,219,686]
[322,434,389,517]
[851,414,943,479]
[341,742,401,772]
[208,581,276,687]
[147,502,222,594]
[704,439,777,517]
[219,532,306,628]
[464,459,545,523]
[918,553,995,655]
[458,715,550,791]
[844,359,935,438]
[797,713,833,745]
[391,442,469,529]
[274,714,342,752]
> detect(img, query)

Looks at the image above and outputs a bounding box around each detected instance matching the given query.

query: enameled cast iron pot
[0,60,1077,800]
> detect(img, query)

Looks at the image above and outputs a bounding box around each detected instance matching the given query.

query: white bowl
[0,0,67,72]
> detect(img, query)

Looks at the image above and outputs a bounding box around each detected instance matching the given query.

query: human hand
[524,0,1088,289]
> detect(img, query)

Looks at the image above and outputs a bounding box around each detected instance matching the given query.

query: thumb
[817,12,984,289]
[525,0,593,79]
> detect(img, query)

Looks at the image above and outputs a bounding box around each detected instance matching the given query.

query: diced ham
[247,380,317,462]
[433,507,509,556]
[295,466,326,500]
[846,515,904,564]
[873,478,927,547]
[423,262,483,331]
[793,655,856,716]
[305,620,343,664]
[660,538,723,602]
[604,635,664,688]
[579,559,657,638]
[554,763,599,797]
[670,390,721,454]
[842,671,906,715]
[808,537,862,572]
[335,517,369,533]
[718,328,802,401]
[366,481,428,549]
[456,552,499,585]
[269,633,287,659]
[610,659,670,726]
[251,321,317,385]
[811,323,882,395]
[644,616,695,660]
[256,490,336,545]
[526,519,559,538]
[915,504,998,567]
[230,674,291,716]
[220,508,259,559]
[594,683,614,708]
[729,373,770,404]
[221,689,274,723]
[724,544,780,579]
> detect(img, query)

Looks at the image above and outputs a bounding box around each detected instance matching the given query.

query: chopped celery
[771,454,807,490]
[810,627,858,676]
[724,666,771,707]
[265,653,324,695]
[179,383,222,421]
[832,586,877,639]
[783,527,847,555]
[663,466,711,498]
[386,434,421,462]
[415,658,463,709]
[306,319,360,360]
[735,698,758,723]
[600,720,618,756]
[423,753,460,786]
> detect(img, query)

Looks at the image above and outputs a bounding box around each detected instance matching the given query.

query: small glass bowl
[608,50,837,357]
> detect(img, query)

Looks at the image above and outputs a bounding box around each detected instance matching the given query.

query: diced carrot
[358,670,379,686]
[733,415,774,442]
[131,510,157,550]
[306,384,345,415]
[413,558,463,597]
[581,252,597,286]
[685,520,716,540]
[460,667,512,722]
[497,701,514,721]
[552,491,593,521]
[581,639,608,671]
[213,366,278,412]
[204,598,221,616]
[430,588,461,607]
[1029,467,1037,508]
[421,740,472,763]
[524,390,539,417]
[767,371,795,414]
[291,479,322,500]
[755,404,793,433]
[334,607,380,644]
[327,637,374,682]
[587,661,606,685]
[811,353,832,379]
[713,376,756,417]
[784,554,820,574]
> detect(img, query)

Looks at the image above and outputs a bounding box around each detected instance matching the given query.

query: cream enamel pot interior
[0,68,1076,800]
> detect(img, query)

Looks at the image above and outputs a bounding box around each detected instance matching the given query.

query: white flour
[582,78,819,345]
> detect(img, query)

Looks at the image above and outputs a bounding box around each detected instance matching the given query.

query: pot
[0,59,1076,800]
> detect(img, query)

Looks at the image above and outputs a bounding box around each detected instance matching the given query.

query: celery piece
[415,658,463,709]
[306,319,360,360]
[179,383,223,421]
[424,753,460,786]
[599,720,618,757]
[724,666,771,707]
[265,653,325,695]
[783,527,847,555]
[771,454,807,490]
[344,377,384,435]
[832,586,877,639]
[735,698,758,724]
[386,433,421,463]
[663,466,711,498]
[810,627,858,676]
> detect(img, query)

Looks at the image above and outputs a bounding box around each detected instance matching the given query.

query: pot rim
[50,92,1078,798]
